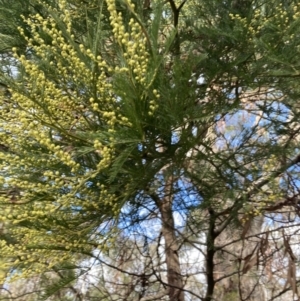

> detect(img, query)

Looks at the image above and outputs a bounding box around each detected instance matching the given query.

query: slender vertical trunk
[159,178,185,301]
[204,208,216,301]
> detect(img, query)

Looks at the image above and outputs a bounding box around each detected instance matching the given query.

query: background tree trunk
[159,177,185,301]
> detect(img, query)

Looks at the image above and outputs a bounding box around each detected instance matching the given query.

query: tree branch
[140,290,168,301]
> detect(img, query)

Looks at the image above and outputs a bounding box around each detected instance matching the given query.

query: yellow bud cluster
[96,145,114,170]
[58,0,72,32]
[0,0,132,281]
[230,3,300,43]
[8,8,136,170]
[106,0,149,85]
[93,139,113,169]
[148,89,160,116]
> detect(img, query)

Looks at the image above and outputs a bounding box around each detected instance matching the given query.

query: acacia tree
[1,0,300,300]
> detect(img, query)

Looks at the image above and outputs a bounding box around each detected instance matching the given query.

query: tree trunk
[204,208,216,301]
[213,215,265,301]
[159,178,185,301]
